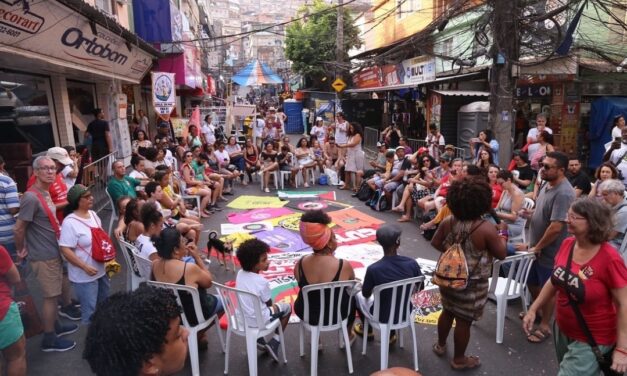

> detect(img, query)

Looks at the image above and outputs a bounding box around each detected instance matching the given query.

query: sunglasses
[422,159,430,162]
[541,163,555,170]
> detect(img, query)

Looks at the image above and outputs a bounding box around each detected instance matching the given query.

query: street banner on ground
[328,208,385,230]
[334,226,379,246]
[220,221,273,235]
[152,72,176,120]
[227,207,294,224]
[256,228,311,253]
[218,232,254,248]
[412,258,445,326]
[268,213,303,231]
[227,195,288,209]
[285,199,351,212]
[277,190,336,201]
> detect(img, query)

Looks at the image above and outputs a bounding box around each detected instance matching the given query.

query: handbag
[564,243,623,376]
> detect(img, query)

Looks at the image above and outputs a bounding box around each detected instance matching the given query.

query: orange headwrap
[299,221,332,250]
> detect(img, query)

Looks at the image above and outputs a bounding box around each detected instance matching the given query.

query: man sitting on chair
[353,224,422,343]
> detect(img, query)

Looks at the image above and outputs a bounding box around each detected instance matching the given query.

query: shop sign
[152,72,176,121]
[401,56,436,85]
[381,64,403,86]
[516,84,552,98]
[0,0,154,82]
[353,66,382,89]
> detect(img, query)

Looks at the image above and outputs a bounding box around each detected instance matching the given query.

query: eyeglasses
[541,163,556,170]
[567,212,586,221]
[38,166,56,172]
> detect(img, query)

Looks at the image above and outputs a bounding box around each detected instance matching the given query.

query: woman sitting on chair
[151,228,224,349]
[257,142,279,193]
[494,170,525,255]
[181,151,214,218]
[294,210,357,341]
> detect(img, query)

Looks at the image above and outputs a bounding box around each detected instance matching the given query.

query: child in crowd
[235,239,290,362]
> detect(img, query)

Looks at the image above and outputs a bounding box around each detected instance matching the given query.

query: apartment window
[397,0,421,19]
[95,0,113,15]
[440,37,453,58]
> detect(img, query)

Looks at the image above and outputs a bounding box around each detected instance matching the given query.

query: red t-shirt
[552,237,627,345]
[27,173,67,223]
[0,246,14,320]
[438,175,451,198]
[491,183,503,208]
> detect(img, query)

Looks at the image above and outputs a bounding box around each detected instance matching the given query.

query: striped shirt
[0,173,19,244]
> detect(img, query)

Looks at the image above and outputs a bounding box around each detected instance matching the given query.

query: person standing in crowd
[526,114,553,158]
[14,156,78,352]
[85,108,113,161]
[0,245,26,376]
[0,155,19,257]
[511,150,534,191]
[201,114,216,147]
[470,129,500,165]
[425,124,445,162]
[523,151,576,344]
[611,114,626,139]
[310,117,327,143]
[523,198,627,375]
[27,147,72,223]
[84,285,189,376]
[137,109,149,135]
[338,123,364,192]
[236,239,291,361]
[334,112,349,163]
[431,178,506,370]
[599,179,627,258]
[59,185,109,324]
[353,225,423,342]
[605,127,627,187]
[61,146,79,190]
[566,156,591,197]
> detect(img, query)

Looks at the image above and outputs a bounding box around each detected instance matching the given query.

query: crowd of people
[2,106,627,376]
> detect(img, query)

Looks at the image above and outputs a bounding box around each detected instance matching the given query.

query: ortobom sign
[0,0,153,83]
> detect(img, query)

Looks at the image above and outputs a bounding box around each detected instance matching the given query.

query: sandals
[391,206,404,213]
[450,355,481,371]
[432,343,447,357]
[527,328,551,344]
[353,323,374,341]
[398,216,411,222]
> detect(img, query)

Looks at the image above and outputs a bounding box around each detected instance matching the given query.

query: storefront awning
[431,90,490,97]
[0,0,157,83]
[345,71,486,93]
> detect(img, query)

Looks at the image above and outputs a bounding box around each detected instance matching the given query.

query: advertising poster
[152,72,176,121]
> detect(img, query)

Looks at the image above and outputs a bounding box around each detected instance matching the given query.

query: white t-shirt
[201,122,216,145]
[610,143,627,184]
[59,211,106,283]
[214,149,230,167]
[134,233,157,278]
[129,170,148,180]
[139,116,149,133]
[235,270,272,326]
[612,126,622,139]
[335,121,349,145]
[253,118,265,137]
[526,127,553,157]
[61,164,75,190]
[311,125,326,141]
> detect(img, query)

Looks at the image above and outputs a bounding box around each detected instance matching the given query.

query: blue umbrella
[232,60,283,86]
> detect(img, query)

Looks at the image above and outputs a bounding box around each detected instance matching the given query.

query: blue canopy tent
[588,97,627,169]
[231,60,283,86]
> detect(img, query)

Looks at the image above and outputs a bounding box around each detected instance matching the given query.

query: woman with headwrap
[294,210,357,340]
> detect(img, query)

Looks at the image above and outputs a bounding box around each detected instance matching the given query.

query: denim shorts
[527,262,553,287]
[0,302,24,350]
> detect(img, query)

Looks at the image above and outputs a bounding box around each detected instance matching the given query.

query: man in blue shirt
[353,224,423,343]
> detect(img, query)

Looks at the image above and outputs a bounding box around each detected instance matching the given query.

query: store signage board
[401,56,436,85]
[0,0,153,83]
[332,78,347,92]
[152,72,176,121]
[516,84,553,98]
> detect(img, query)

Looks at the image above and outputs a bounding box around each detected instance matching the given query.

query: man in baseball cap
[353,224,423,342]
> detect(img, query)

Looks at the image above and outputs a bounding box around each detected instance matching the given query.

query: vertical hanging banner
[152,72,176,121]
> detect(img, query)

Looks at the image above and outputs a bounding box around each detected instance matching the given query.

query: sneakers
[264,187,270,193]
[389,330,398,346]
[265,338,280,362]
[353,322,374,341]
[55,322,79,337]
[58,305,81,321]
[41,335,76,352]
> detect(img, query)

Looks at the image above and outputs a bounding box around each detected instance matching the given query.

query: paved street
[23,183,559,376]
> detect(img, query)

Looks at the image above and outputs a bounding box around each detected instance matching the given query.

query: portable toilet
[283,100,304,134]
[457,101,490,160]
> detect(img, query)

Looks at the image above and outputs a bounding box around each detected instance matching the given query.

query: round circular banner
[297,201,328,211]
[242,223,268,232]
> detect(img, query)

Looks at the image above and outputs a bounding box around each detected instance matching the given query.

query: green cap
[67,184,90,206]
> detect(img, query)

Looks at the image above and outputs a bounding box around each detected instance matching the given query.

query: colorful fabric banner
[227,208,294,224]
[227,196,288,209]
[220,221,273,235]
[277,190,336,201]
[328,208,385,230]
[334,226,379,246]
[256,228,311,253]
[285,199,351,213]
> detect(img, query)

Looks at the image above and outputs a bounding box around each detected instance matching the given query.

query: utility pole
[488,0,518,168]
[335,0,344,114]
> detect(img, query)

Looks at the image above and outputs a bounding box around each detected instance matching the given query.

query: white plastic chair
[279,170,292,190]
[487,252,535,343]
[148,281,225,376]
[299,280,358,376]
[259,170,279,191]
[172,171,202,218]
[132,249,153,281]
[359,276,425,371]
[213,282,287,375]
[295,167,316,187]
[105,189,118,236]
[117,238,144,291]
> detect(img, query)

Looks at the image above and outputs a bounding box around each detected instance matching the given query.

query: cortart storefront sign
[0,0,153,83]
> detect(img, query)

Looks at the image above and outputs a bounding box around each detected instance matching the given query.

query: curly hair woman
[430,178,506,370]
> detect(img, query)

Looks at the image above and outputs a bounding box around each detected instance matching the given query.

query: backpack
[318,174,328,185]
[356,181,373,201]
[70,215,117,263]
[432,220,483,291]
[369,189,389,212]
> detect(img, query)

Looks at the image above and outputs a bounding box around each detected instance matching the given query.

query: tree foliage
[285,0,362,84]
